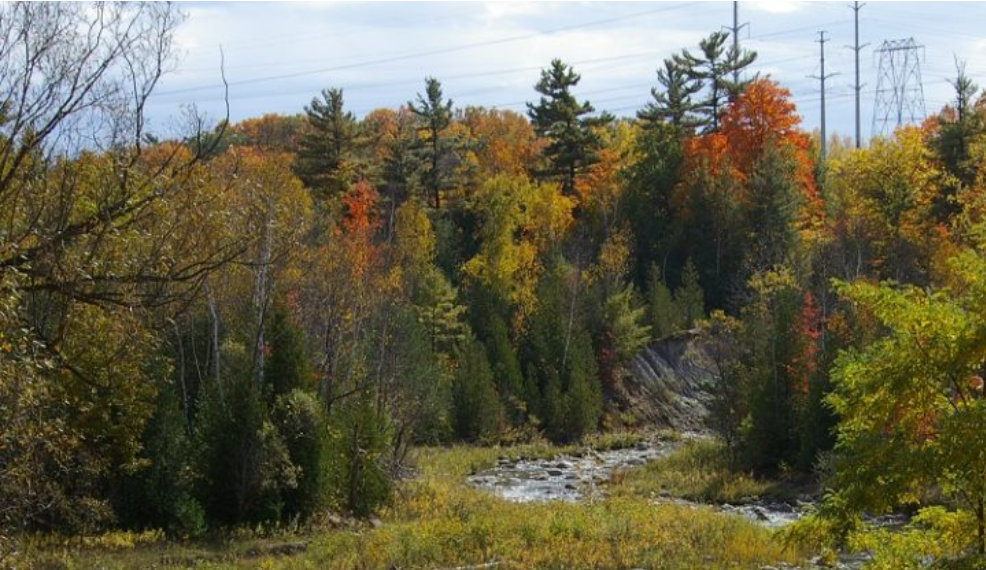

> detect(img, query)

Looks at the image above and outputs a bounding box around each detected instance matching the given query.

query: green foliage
[647,263,684,338]
[482,313,525,422]
[822,253,986,554]
[675,31,758,132]
[737,268,816,473]
[194,344,298,524]
[639,57,703,134]
[272,390,331,518]
[676,258,706,328]
[603,285,651,363]
[562,329,603,442]
[451,339,502,441]
[326,393,393,517]
[296,87,358,198]
[264,302,312,400]
[409,77,456,208]
[117,384,206,538]
[527,59,609,194]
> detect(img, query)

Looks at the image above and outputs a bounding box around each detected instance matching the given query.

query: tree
[825,250,986,554]
[410,77,455,209]
[639,57,703,134]
[675,259,706,328]
[647,264,684,338]
[676,31,757,132]
[527,59,609,194]
[296,88,358,199]
[264,300,312,400]
[451,339,502,441]
[738,268,818,472]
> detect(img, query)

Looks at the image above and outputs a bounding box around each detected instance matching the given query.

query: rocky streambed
[467,440,676,503]
[466,438,813,528]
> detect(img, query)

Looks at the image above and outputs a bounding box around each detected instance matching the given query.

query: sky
[147,1,986,144]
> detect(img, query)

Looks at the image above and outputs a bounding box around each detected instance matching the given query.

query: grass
[612,438,811,505]
[13,433,810,570]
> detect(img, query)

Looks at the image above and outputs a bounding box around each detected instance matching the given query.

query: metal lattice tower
[872,38,926,137]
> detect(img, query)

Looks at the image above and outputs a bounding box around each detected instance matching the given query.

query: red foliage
[786,291,821,395]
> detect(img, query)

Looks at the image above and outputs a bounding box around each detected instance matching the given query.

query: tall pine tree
[676,31,757,132]
[527,59,609,194]
[296,88,357,198]
[409,77,454,209]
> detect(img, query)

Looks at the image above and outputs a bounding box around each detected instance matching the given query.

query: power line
[154,2,699,98]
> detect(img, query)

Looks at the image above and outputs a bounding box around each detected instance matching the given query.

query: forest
[4,3,986,569]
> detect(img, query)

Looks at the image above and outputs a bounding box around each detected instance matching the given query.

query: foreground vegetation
[14,440,806,570]
[5,2,986,567]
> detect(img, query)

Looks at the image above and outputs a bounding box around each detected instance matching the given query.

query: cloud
[748,1,807,15]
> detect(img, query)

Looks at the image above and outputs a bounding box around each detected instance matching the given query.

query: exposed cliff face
[609,330,713,431]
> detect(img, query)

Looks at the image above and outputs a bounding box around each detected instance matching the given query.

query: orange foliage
[461,108,543,177]
[336,180,382,282]
[231,113,303,152]
[682,79,823,239]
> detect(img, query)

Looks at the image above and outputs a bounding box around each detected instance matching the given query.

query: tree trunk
[206,282,225,409]
[252,200,273,388]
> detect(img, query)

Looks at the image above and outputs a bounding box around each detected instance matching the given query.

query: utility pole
[810,31,839,161]
[848,1,868,148]
[729,1,749,85]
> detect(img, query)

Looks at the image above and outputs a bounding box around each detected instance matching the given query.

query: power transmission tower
[729,1,749,84]
[809,31,839,161]
[872,38,926,137]
[847,1,868,148]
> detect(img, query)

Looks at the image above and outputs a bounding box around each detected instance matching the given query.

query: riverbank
[12,434,811,569]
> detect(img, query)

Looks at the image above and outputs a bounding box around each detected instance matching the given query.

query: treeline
[4,3,986,555]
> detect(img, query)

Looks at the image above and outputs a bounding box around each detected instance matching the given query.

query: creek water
[466,439,810,527]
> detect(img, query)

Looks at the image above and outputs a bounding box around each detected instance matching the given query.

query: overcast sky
[147,1,986,143]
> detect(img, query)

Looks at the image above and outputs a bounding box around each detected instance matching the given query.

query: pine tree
[296,88,357,198]
[409,77,454,209]
[676,31,757,132]
[638,57,703,134]
[527,59,610,194]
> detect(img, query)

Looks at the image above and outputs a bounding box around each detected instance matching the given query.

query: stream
[465,439,903,569]
[466,438,811,528]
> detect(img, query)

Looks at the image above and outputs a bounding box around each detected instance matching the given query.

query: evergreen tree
[326,391,392,517]
[409,77,455,209]
[264,301,312,400]
[451,339,501,441]
[743,145,802,272]
[527,59,610,194]
[675,259,705,328]
[603,285,651,363]
[484,313,526,423]
[272,390,329,518]
[563,329,602,442]
[118,383,206,537]
[647,263,684,338]
[638,57,703,134]
[676,31,757,132]
[296,88,357,198]
[625,123,683,287]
